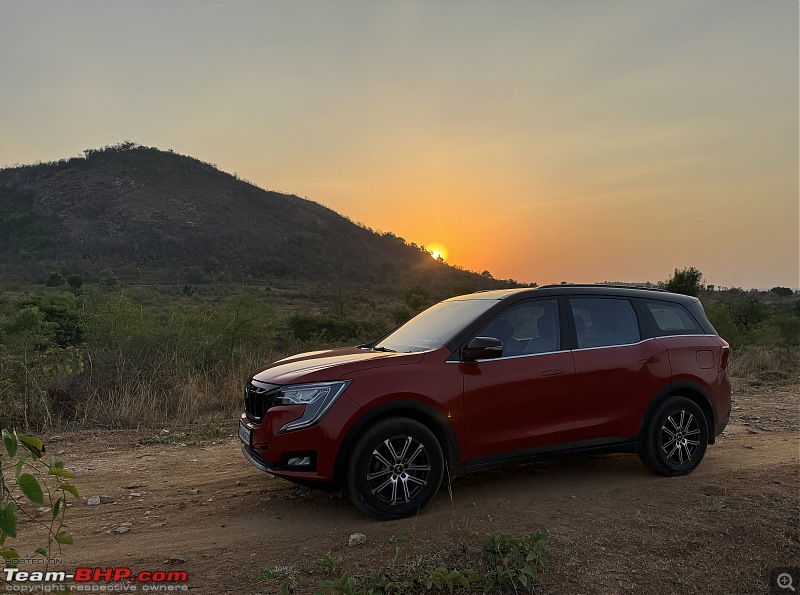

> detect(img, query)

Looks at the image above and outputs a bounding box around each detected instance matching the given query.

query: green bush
[310,532,548,594]
[288,314,372,342]
[44,273,65,287]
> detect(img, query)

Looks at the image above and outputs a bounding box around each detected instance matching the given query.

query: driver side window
[477,300,560,357]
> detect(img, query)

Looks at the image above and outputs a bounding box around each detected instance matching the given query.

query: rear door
[462,297,576,463]
[568,296,671,443]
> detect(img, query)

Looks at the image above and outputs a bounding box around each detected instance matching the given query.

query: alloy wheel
[366,435,432,506]
[660,410,701,465]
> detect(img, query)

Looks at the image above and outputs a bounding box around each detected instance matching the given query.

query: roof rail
[538,283,667,292]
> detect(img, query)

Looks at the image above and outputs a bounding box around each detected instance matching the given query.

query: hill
[0,143,512,289]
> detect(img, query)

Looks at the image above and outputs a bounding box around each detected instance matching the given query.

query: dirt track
[12,382,800,594]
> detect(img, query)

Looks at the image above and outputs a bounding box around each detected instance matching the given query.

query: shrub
[288,314,363,342]
[45,273,65,287]
[98,269,118,288]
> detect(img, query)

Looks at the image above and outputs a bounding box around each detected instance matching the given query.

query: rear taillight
[719,346,730,372]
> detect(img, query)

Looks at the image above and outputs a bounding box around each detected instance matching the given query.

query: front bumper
[238,391,360,482]
[242,444,270,472]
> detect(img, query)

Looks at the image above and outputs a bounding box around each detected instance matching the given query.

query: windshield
[373,298,498,353]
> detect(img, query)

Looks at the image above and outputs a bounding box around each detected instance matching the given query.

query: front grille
[244,380,280,423]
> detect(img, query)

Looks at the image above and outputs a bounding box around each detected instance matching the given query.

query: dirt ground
[10,380,799,595]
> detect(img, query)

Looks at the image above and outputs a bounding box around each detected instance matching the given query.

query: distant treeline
[0,273,797,432]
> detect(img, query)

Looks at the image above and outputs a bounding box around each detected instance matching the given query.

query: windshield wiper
[371,346,396,352]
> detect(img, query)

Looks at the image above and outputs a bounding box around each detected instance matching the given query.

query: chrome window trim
[573,337,652,351]
[447,333,719,362]
[573,333,718,352]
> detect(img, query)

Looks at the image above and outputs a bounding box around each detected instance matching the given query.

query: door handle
[639,356,661,365]
[541,368,565,376]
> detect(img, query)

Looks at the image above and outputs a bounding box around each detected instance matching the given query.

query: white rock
[160,429,170,437]
[114,526,130,534]
[86,496,101,506]
[348,533,367,547]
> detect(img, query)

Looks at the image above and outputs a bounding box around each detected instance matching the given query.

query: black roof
[451,284,697,304]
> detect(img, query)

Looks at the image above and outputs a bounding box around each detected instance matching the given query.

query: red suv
[239,285,731,519]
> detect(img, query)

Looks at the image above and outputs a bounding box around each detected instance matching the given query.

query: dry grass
[728,346,799,381]
[47,346,303,430]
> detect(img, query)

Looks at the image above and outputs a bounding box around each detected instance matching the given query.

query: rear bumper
[714,413,729,438]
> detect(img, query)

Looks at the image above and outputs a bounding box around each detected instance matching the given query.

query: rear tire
[639,396,709,476]
[347,417,444,520]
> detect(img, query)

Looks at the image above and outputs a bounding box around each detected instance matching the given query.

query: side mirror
[462,336,503,362]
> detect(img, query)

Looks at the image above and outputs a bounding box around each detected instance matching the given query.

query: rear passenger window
[645,301,702,335]
[570,298,641,348]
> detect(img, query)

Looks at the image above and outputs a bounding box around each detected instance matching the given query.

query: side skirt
[464,438,642,474]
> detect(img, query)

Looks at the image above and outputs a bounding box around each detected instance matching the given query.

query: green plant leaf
[53,497,64,519]
[2,430,17,457]
[18,473,44,504]
[2,547,20,563]
[34,547,48,557]
[0,502,17,538]
[50,457,65,469]
[59,483,79,499]
[48,467,76,479]
[17,435,44,460]
[55,531,73,545]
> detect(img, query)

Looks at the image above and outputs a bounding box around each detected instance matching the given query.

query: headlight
[276,381,351,434]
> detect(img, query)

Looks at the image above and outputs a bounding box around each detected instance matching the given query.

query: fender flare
[333,399,463,486]
[638,380,719,444]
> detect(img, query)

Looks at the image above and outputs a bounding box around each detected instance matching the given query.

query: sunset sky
[1,1,797,288]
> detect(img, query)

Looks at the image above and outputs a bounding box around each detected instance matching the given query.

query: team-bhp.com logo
[4,567,188,592]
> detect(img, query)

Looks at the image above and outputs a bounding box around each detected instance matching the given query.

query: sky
[0,1,797,289]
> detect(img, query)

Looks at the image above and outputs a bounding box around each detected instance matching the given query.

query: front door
[462,298,576,463]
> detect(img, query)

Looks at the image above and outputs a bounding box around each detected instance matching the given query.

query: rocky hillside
[0,143,506,288]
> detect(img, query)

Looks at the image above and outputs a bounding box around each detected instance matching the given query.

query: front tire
[347,417,444,520]
[639,396,709,476]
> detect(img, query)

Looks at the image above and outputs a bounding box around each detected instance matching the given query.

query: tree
[98,269,118,288]
[770,287,793,298]
[45,273,65,287]
[664,267,704,297]
[66,274,83,294]
[728,297,766,333]
[404,286,430,311]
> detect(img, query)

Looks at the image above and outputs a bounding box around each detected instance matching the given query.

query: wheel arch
[333,399,462,488]
[638,381,718,445]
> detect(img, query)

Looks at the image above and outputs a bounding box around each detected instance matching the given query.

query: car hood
[251,346,426,385]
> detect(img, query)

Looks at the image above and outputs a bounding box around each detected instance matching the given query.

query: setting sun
[427,243,449,262]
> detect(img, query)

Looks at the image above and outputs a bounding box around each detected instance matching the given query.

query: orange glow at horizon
[426,243,449,262]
